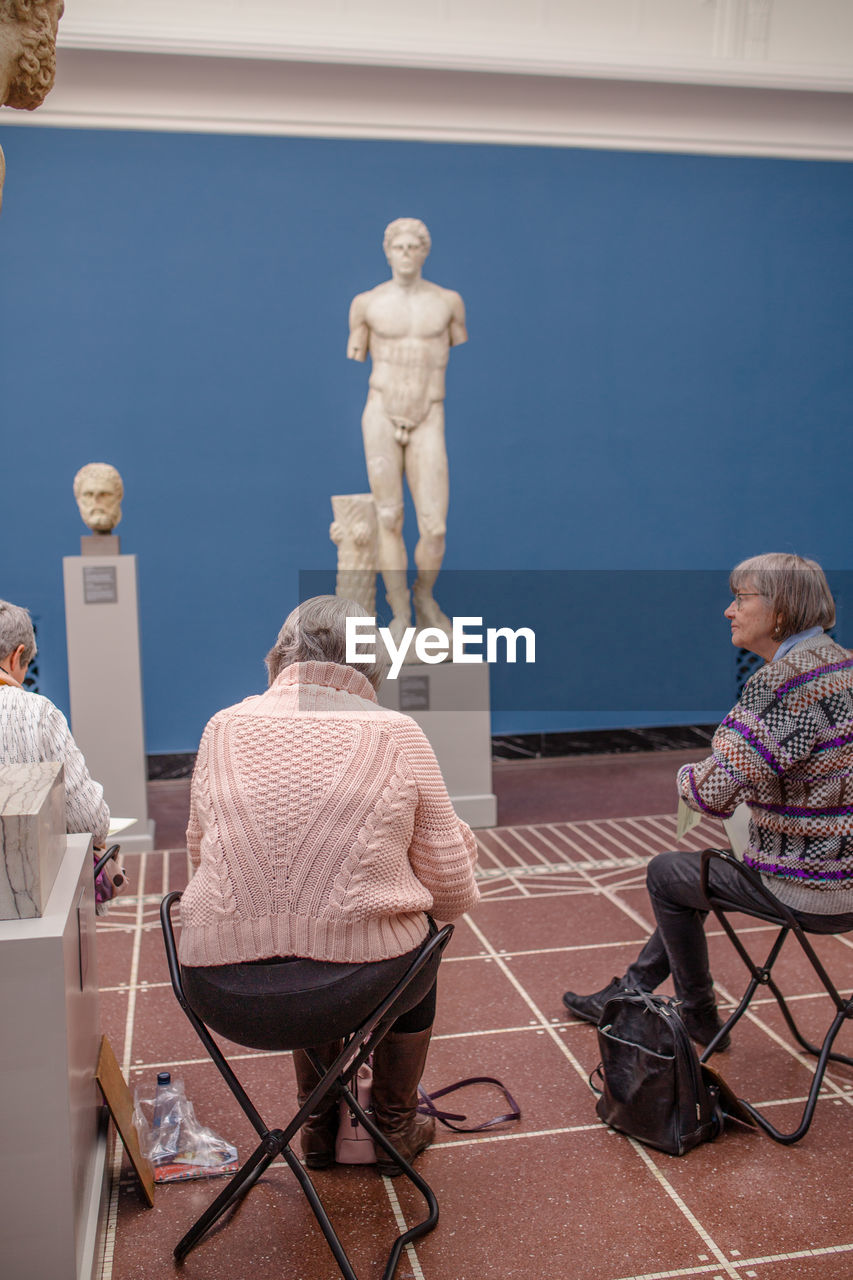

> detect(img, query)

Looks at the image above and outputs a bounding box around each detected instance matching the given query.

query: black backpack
[592,990,725,1156]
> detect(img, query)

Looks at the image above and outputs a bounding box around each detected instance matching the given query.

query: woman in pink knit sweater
[179,595,480,1173]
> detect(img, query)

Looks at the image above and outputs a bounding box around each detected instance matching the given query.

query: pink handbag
[334,1062,522,1164]
[335,1061,376,1164]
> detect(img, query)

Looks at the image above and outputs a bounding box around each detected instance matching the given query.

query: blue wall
[1,127,851,748]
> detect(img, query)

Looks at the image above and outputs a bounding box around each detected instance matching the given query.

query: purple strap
[418,1076,521,1132]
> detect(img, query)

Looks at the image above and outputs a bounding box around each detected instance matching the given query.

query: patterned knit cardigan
[179,661,480,966]
[678,632,853,914]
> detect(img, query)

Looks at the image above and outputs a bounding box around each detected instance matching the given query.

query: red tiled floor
[95,756,853,1280]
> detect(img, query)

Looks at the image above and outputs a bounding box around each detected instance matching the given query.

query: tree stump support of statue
[330,493,378,616]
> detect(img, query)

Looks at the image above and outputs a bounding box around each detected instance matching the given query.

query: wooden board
[95,1034,155,1206]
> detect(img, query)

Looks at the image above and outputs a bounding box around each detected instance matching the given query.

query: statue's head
[0,0,65,211]
[73,462,124,534]
[383,218,431,256]
[383,218,431,278]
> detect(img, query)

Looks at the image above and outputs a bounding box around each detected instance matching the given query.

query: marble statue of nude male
[348,217,467,643]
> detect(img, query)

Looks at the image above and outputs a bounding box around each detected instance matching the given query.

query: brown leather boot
[371,1027,435,1177]
[292,1041,342,1170]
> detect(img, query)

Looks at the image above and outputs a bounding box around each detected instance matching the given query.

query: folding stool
[700,848,853,1144]
[160,891,453,1275]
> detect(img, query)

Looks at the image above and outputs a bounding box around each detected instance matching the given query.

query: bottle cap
[157,1071,171,1086]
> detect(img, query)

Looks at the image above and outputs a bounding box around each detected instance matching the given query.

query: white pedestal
[0,834,108,1280]
[378,662,497,828]
[63,555,154,851]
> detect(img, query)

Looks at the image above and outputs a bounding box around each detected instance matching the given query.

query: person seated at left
[0,598,110,847]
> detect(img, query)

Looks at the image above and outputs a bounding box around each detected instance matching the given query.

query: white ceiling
[4,1,851,158]
[56,0,853,90]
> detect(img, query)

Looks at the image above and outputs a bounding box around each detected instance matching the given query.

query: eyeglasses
[731,592,762,611]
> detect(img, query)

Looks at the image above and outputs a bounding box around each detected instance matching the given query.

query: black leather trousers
[624,849,853,1013]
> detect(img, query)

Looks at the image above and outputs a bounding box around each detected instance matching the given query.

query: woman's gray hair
[0,599,36,665]
[265,595,388,690]
[730,553,836,640]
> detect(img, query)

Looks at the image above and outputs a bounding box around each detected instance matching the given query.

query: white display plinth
[63,554,154,851]
[0,834,108,1280]
[378,661,497,828]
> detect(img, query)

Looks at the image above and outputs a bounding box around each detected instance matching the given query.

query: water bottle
[152,1072,171,1128]
[150,1071,180,1163]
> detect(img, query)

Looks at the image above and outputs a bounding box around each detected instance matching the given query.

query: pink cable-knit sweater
[179,662,480,966]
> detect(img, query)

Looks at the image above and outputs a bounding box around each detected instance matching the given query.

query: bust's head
[73,462,124,533]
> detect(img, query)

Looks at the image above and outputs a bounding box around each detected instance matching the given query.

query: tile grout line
[431,1121,603,1149]
[462,914,590,1082]
[100,848,148,1280]
[611,1239,853,1280]
[479,829,534,895]
[628,1141,743,1280]
[542,825,658,934]
[498,825,555,868]
[381,1177,426,1280]
[580,817,662,862]
[475,831,531,896]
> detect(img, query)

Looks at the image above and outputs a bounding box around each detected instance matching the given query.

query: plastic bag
[132,1076,239,1182]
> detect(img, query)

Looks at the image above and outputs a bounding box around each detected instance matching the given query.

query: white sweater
[0,680,110,844]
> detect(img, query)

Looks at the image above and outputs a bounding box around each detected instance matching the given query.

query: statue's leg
[362,399,410,639]
[406,408,451,633]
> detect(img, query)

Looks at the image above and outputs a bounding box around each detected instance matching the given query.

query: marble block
[378,662,497,828]
[64,554,154,850]
[0,762,66,919]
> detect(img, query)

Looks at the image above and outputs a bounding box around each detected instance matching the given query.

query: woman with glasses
[562,553,853,1048]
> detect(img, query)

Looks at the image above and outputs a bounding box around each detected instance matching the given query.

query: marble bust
[73,462,124,534]
[348,218,467,643]
[0,0,64,212]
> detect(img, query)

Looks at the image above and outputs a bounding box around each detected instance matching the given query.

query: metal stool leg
[700,850,853,1143]
[336,1078,440,1279]
[175,1135,283,1261]
[161,892,452,1275]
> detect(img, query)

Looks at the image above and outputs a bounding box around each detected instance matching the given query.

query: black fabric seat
[181,941,440,1051]
[160,891,452,1276]
[699,848,853,1144]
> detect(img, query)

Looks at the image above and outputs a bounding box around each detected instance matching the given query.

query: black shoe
[682,1006,731,1051]
[562,977,632,1025]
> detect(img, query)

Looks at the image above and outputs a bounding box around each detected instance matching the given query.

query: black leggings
[626,849,853,1011]
[182,930,439,1052]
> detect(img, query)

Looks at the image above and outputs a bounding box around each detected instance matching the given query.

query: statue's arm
[347,292,370,361]
[448,290,468,347]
